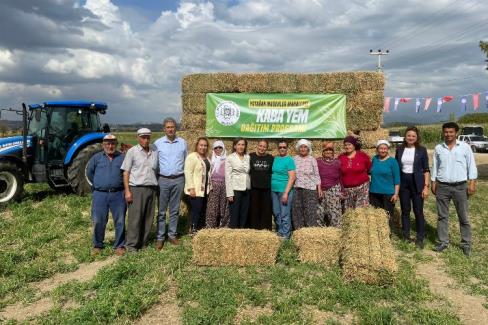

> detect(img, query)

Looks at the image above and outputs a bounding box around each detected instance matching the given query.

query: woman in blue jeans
[271,140,296,239]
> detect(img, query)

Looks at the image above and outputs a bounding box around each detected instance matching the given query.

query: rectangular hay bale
[182,73,239,93]
[359,128,389,149]
[192,229,281,266]
[292,227,341,267]
[341,207,398,285]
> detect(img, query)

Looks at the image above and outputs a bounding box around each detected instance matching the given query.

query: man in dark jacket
[86,134,126,256]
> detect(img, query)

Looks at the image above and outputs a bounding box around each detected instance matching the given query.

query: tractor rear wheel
[67,144,102,195]
[0,162,24,204]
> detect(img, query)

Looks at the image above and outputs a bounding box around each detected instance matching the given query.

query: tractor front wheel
[67,144,102,195]
[0,162,24,204]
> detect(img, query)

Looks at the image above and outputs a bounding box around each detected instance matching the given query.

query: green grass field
[1,179,487,324]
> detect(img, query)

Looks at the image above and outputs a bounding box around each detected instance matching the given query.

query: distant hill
[457,113,488,124]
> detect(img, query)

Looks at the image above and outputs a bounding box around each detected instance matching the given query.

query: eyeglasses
[278,146,287,149]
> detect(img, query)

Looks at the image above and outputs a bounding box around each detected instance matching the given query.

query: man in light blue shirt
[154,117,188,249]
[431,122,477,256]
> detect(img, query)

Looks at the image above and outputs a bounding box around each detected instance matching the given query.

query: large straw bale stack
[182,73,239,93]
[192,229,281,266]
[341,207,398,285]
[180,72,385,156]
[182,93,206,114]
[292,227,341,267]
[359,128,389,149]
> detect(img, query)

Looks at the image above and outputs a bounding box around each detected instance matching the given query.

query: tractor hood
[0,136,33,156]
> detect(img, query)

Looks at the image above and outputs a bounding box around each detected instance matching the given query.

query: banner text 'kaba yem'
[205,93,347,138]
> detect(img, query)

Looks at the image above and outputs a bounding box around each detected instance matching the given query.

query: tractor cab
[0,101,109,203]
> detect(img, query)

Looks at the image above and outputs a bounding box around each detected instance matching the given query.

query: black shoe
[415,240,424,249]
[462,246,471,257]
[434,243,448,252]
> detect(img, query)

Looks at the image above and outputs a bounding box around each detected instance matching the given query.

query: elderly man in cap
[154,117,188,248]
[121,128,159,252]
[86,134,126,256]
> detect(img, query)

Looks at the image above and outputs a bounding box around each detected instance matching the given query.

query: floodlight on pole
[369,49,389,72]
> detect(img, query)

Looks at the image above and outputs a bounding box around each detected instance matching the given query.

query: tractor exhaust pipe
[21,103,28,164]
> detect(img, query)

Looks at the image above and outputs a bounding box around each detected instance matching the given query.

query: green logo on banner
[206,93,347,139]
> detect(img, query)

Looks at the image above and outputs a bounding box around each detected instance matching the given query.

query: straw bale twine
[341,207,398,285]
[182,73,239,93]
[192,229,281,266]
[359,128,389,149]
[292,227,341,267]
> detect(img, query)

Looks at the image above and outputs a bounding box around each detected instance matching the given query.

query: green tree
[480,41,488,56]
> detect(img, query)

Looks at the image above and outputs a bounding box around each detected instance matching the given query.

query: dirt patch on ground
[134,278,182,325]
[0,297,53,322]
[0,256,118,322]
[0,209,14,220]
[416,253,488,325]
[234,304,273,324]
[35,256,118,293]
[304,305,354,324]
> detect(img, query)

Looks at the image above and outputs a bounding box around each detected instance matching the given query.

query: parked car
[458,134,488,153]
[388,131,404,145]
[461,125,484,136]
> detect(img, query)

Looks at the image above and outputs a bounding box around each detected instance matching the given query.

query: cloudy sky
[0,0,486,124]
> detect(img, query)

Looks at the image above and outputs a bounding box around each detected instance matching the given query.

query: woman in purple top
[316,141,344,227]
[205,140,230,227]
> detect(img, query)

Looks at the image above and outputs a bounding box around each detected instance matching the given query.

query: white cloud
[0,0,486,123]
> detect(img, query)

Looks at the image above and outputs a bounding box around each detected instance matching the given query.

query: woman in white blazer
[225,138,251,228]
[184,137,211,235]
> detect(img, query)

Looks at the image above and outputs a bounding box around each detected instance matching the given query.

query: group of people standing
[88,120,477,257]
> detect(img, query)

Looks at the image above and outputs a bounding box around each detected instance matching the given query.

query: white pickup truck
[388,131,404,145]
[458,134,488,153]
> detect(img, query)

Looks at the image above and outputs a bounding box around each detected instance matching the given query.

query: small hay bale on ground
[292,227,341,267]
[192,229,281,266]
[341,207,398,285]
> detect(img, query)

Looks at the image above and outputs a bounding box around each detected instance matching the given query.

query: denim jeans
[92,190,126,249]
[157,176,185,240]
[271,190,293,239]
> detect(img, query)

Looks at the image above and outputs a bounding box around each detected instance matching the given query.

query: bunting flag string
[394,98,400,111]
[424,97,432,111]
[415,98,421,113]
[461,96,467,112]
[436,98,443,113]
[384,90,488,113]
[473,93,480,110]
[384,97,391,112]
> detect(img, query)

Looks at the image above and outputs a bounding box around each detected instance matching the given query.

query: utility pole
[369,49,389,72]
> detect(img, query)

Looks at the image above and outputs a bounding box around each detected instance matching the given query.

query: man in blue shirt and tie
[431,122,477,256]
[154,117,188,249]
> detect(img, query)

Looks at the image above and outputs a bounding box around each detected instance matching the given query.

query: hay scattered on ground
[192,229,281,266]
[341,207,397,285]
[292,227,341,267]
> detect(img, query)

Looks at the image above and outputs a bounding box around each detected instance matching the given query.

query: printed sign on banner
[205,93,347,138]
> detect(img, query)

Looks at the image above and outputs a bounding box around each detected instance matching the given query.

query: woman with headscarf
[338,135,371,210]
[316,141,344,227]
[369,139,400,229]
[292,139,322,229]
[205,140,230,227]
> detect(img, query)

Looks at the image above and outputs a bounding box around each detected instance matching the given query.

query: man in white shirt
[431,122,477,256]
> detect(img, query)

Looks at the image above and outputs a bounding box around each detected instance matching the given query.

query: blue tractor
[0,101,110,203]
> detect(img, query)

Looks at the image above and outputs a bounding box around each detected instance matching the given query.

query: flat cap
[103,134,117,141]
[137,128,151,136]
